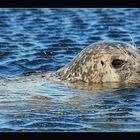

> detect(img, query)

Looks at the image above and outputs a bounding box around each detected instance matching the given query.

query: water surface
[0,8,140,132]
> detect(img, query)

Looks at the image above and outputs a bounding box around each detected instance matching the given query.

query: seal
[1,41,140,91]
[55,41,140,84]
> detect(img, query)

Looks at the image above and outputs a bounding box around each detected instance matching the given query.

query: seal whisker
[128,33,137,49]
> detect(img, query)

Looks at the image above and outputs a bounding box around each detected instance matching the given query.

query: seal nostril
[101,60,104,66]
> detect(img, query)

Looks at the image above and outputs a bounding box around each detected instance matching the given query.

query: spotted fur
[56,41,140,83]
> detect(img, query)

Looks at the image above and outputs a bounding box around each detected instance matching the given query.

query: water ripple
[0,8,140,132]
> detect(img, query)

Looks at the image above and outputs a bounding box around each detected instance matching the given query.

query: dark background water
[0,8,140,132]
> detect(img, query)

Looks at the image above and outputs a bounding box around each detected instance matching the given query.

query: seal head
[57,41,140,83]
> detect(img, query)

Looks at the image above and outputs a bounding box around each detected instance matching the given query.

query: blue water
[0,8,140,132]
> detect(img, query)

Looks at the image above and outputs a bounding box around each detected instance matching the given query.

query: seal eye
[112,59,124,69]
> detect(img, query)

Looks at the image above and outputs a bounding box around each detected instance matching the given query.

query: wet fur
[56,41,140,83]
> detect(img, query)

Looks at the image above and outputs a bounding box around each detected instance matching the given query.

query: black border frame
[0,1,140,139]
[0,0,140,7]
